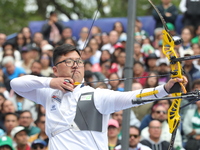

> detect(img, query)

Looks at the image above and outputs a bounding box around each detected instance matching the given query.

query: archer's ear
[52,66,58,77]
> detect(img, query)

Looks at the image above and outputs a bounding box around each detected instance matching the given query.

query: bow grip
[169,82,181,94]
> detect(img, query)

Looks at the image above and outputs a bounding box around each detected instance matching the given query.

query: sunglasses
[155,110,167,114]
[129,134,139,138]
[32,144,44,149]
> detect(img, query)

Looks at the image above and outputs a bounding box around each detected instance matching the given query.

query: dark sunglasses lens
[32,144,44,149]
[129,134,139,138]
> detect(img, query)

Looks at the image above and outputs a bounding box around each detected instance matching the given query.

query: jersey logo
[50,104,57,112]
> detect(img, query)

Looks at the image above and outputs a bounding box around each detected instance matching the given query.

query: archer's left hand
[164,76,188,93]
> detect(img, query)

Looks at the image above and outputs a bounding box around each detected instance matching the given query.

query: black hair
[2,42,15,50]
[192,79,200,90]
[31,60,42,67]
[84,60,92,67]
[35,114,45,125]
[130,125,141,136]
[19,110,32,118]
[3,112,19,122]
[0,93,6,100]
[50,11,57,16]
[134,61,145,68]
[53,44,80,66]
[63,26,72,30]
[65,37,77,47]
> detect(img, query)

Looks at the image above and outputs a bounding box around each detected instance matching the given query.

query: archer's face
[53,51,84,83]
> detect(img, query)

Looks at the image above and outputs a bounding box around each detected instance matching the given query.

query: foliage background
[0,0,182,35]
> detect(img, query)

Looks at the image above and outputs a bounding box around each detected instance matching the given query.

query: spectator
[0,68,11,93]
[31,139,47,150]
[0,93,6,111]
[91,26,101,37]
[101,30,119,54]
[0,136,14,150]
[2,56,26,80]
[100,59,111,78]
[101,32,110,49]
[107,119,121,150]
[110,44,124,65]
[84,70,95,88]
[39,53,53,77]
[60,27,75,43]
[88,38,101,65]
[115,126,151,150]
[29,44,41,61]
[140,103,168,130]
[16,45,34,74]
[100,50,111,64]
[145,53,159,72]
[77,27,89,50]
[133,42,144,64]
[14,33,26,51]
[41,44,54,58]
[141,105,183,149]
[111,110,140,140]
[20,27,32,44]
[81,46,93,62]
[3,113,19,137]
[178,26,194,57]
[144,71,159,88]
[157,58,170,85]
[11,126,30,150]
[41,11,64,45]
[191,25,200,44]
[64,37,77,47]
[115,51,126,78]
[36,105,46,119]
[113,21,126,39]
[29,114,48,147]
[179,0,200,28]
[2,42,21,63]
[141,120,174,150]
[9,92,37,121]
[91,26,102,46]
[18,110,40,136]
[133,61,148,87]
[183,80,200,149]
[32,32,43,48]
[108,73,120,91]
[152,0,178,28]
[0,33,6,52]
[30,61,43,77]
[84,61,106,83]
[1,100,16,114]
[182,49,200,81]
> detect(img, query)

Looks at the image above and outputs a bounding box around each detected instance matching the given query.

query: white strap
[51,125,72,137]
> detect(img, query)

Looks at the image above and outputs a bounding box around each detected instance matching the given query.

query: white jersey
[10,75,168,150]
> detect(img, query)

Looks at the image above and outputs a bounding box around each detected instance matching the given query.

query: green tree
[0,0,181,35]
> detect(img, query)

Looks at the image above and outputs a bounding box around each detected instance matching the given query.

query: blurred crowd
[1,0,200,149]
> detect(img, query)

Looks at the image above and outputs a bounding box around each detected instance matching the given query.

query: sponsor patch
[80,94,92,101]
[52,95,62,103]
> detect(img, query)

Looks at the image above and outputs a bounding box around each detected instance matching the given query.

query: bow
[148,0,186,149]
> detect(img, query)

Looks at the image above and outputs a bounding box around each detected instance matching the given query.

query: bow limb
[148,0,186,149]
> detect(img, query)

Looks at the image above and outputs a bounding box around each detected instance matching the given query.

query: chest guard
[74,92,103,132]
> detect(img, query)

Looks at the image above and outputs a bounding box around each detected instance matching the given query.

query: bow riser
[168,93,181,133]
